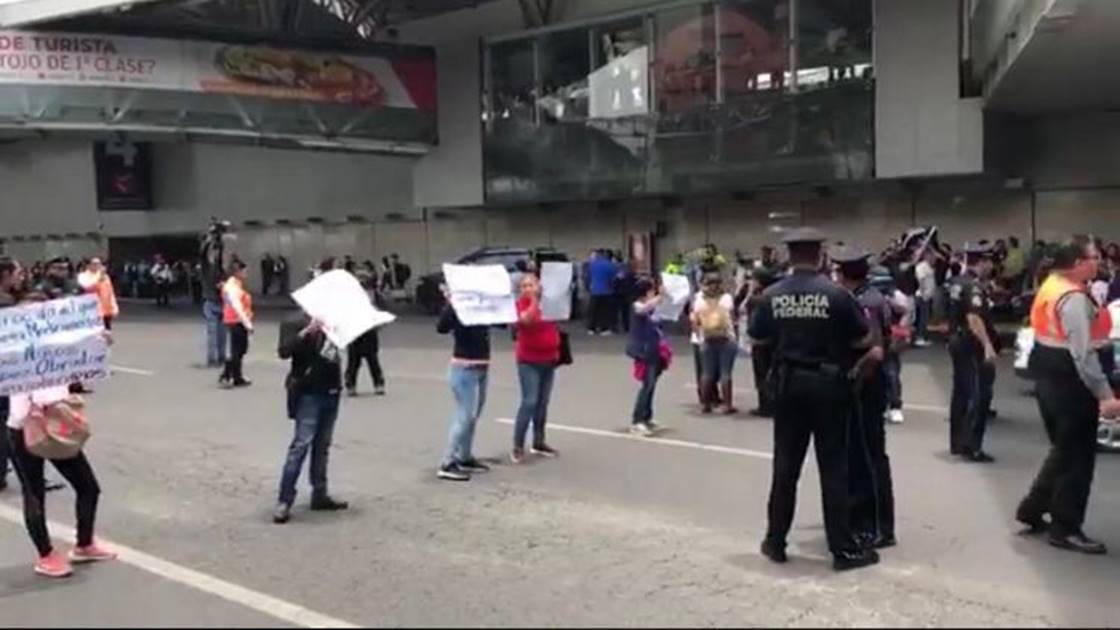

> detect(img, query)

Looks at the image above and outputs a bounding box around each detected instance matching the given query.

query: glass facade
[482,0,873,204]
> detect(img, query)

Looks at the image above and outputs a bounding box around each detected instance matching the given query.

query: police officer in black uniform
[749,228,879,571]
[947,242,999,462]
[834,246,897,550]
[746,266,780,417]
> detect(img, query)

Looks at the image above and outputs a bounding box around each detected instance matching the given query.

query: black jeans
[345,330,384,390]
[949,337,992,454]
[223,323,250,383]
[616,294,631,333]
[154,282,170,307]
[751,344,774,414]
[7,429,100,557]
[848,374,895,539]
[1018,377,1099,536]
[0,423,9,484]
[766,367,855,554]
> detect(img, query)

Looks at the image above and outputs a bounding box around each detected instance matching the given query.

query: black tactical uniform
[748,229,878,571]
[835,247,896,549]
[748,266,779,417]
[947,243,998,462]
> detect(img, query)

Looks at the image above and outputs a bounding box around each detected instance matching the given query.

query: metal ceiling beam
[0,0,166,27]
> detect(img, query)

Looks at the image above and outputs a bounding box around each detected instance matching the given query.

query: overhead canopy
[0,0,164,28]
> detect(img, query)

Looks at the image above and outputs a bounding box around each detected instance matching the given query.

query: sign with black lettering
[93,140,153,211]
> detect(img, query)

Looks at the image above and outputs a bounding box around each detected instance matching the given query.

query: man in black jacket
[273,310,349,524]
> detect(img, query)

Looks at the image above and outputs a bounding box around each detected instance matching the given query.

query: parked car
[1014,300,1120,451]
[416,246,573,315]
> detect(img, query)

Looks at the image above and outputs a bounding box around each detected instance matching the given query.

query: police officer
[746,266,779,418]
[834,247,897,550]
[1017,235,1120,554]
[947,242,999,462]
[749,228,879,571]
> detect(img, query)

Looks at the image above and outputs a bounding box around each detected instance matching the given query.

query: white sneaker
[601,330,613,337]
[914,338,931,348]
[888,409,905,424]
[630,423,655,437]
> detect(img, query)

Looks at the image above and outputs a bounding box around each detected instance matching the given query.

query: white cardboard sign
[291,270,396,347]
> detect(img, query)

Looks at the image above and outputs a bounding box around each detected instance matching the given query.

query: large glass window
[482,0,874,204]
[654,4,718,113]
[538,28,591,122]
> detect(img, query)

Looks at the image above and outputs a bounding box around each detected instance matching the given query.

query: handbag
[24,395,90,460]
[557,332,573,367]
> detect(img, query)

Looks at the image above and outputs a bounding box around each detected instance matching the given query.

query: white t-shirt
[7,386,69,430]
[915,260,936,300]
[690,292,735,344]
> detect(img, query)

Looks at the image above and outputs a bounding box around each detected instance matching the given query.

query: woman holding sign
[511,274,561,464]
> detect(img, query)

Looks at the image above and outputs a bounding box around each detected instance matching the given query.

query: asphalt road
[2,306,1119,627]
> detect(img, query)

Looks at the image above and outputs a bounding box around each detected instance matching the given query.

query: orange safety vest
[222,277,253,326]
[80,271,119,319]
[1030,274,1110,350]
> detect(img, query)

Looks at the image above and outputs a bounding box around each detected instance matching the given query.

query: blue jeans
[278,393,340,506]
[445,365,489,466]
[514,362,556,449]
[203,300,227,366]
[632,362,662,424]
[701,337,736,385]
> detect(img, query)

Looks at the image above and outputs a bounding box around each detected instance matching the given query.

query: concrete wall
[875,0,984,179]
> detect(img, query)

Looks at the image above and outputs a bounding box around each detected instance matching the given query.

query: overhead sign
[0,30,436,110]
[0,295,110,396]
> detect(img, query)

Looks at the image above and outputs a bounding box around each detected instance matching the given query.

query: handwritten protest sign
[444,264,517,326]
[0,295,109,396]
[292,270,396,347]
[540,262,573,322]
[654,273,692,322]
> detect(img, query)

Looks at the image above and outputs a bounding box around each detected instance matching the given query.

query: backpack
[699,297,731,338]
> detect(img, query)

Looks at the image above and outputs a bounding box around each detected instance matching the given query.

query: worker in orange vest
[77,257,119,330]
[220,260,254,388]
[1017,235,1120,555]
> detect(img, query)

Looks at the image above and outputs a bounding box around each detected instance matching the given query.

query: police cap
[781,227,827,245]
[963,241,994,257]
[830,245,872,266]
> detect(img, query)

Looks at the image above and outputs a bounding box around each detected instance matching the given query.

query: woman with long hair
[511,274,561,464]
[1,258,115,577]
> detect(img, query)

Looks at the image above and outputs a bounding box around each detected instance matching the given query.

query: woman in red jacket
[511,274,561,464]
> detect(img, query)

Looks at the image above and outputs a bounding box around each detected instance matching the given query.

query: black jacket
[278,312,342,401]
[436,305,490,361]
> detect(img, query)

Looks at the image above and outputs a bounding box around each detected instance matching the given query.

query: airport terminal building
[0,0,1116,283]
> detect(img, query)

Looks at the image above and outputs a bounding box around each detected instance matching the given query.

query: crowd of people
[3,224,1120,581]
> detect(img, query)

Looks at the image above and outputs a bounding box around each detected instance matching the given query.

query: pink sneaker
[70,542,118,564]
[35,552,73,578]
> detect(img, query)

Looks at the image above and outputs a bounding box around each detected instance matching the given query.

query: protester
[274,312,349,524]
[345,328,386,397]
[151,255,173,308]
[436,290,492,481]
[275,256,291,295]
[0,256,21,493]
[260,254,275,296]
[626,277,669,436]
[614,259,638,334]
[914,250,936,347]
[587,250,617,335]
[511,274,561,464]
[691,274,738,414]
[77,257,119,330]
[220,261,253,388]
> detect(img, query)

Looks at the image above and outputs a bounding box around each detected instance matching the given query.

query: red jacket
[515,294,560,364]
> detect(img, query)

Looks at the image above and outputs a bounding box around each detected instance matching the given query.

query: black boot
[833,548,880,571]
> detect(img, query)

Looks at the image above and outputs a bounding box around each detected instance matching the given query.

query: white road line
[493,418,772,460]
[680,383,949,415]
[0,504,359,629]
[110,365,155,376]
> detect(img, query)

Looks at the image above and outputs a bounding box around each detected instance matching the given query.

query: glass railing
[484,78,873,204]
